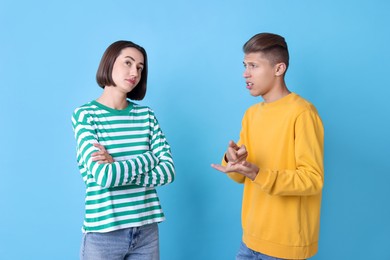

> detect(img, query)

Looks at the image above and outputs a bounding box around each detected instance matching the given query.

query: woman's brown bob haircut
[96,40,148,100]
[243,33,289,72]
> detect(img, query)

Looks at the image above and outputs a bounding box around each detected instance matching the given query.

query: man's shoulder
[242,102,262,119]
[291,93,319,114]
[246,100,264,110]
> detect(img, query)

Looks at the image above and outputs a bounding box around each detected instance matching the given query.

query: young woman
[72,40,175,260]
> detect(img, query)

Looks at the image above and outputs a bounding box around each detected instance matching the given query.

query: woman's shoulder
[72,101,97,121]
[131,102,155,115]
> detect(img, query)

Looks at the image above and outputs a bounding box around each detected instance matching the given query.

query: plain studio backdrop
[1,0,389,259]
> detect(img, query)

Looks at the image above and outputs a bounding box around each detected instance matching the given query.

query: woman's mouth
[128,79,136,85]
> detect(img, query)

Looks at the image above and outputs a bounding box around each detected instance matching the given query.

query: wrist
[250,167,259,181]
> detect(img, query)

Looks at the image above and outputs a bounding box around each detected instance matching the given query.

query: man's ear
[275,62,287,76]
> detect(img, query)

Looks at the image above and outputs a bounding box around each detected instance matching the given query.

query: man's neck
[262,82,290,103]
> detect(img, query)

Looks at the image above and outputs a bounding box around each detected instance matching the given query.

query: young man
[211,33,324,260]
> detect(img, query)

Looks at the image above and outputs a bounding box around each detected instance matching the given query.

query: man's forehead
[244,52,266,62]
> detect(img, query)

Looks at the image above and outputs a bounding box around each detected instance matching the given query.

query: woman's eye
[125,61,132,66]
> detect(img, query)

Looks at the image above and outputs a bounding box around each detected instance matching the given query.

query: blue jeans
[80,223,159,260]
[236,241,291,260]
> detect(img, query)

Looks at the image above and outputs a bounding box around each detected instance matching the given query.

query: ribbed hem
[243,232,318,259]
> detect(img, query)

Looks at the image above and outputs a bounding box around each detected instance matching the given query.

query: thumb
[241,160,250,167]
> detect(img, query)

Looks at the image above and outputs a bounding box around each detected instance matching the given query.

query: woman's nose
[130,67,139,77]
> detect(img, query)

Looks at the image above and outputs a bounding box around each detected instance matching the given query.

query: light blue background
[1,0,389,259]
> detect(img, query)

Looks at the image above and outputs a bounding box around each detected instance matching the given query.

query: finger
[93,154,112,161]
[93,143,106,151]
[228,140,239,150]
[211,164,227,173]
[237,145,247,156]
[236,152,248,161]
[91,151,104,157]
[235,146,248,162]
[97,160,108,164]
[93,143,102,148]
[236,150,248,159]
[227,147,238,161]
[97,158,114,164]
[91,155,105,161]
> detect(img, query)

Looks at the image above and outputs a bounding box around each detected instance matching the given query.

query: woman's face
[110,47,144,94]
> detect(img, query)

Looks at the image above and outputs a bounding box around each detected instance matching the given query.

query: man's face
[243,52,278,97]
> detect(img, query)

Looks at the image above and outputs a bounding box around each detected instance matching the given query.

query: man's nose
[243,69,250,78]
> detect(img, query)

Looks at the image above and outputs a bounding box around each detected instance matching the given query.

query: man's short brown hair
[243,33,289,72]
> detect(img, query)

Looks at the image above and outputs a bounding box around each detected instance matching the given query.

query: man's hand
[91,143,114,164]
[226,140,248,164]
[211,160,259,181]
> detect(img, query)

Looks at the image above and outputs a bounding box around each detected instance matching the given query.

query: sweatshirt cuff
[253,169,277,189]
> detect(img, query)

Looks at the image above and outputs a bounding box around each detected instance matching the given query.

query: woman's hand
[91,143,114,164]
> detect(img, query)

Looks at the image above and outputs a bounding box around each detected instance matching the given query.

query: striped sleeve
[72,109,159,188]
[130,109,175,187]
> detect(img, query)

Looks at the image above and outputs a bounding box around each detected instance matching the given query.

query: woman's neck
[96,88,128,110]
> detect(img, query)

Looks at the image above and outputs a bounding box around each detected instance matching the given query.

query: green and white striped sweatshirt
[72,100,175,233]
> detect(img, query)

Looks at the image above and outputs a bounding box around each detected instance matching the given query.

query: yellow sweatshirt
[224,93,324,259]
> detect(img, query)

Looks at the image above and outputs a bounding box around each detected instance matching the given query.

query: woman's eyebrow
[124,55,144,65]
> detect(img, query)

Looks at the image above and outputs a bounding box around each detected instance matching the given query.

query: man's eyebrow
[124,56,144,65]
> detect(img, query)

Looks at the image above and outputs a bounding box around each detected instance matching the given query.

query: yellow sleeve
[224,111,248,184]
[253,110,324,196]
